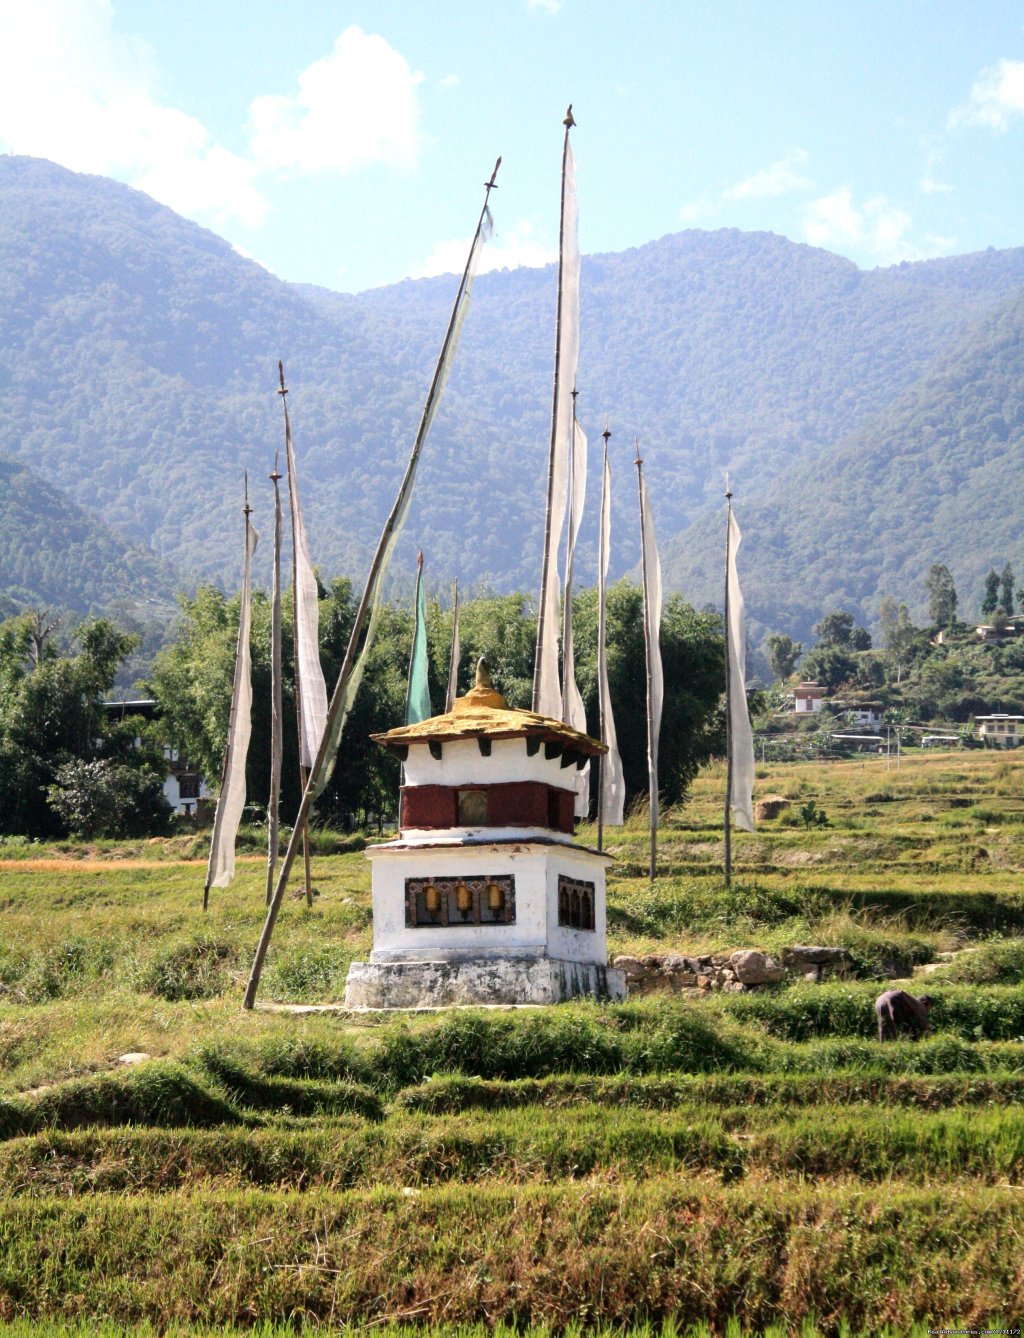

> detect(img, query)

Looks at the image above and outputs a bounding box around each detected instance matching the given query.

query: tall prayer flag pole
[597,418,625,850]
[724,482,734,888]
[635,438,663,884]
[279,361,322,908]
[533,105,579,717]
[204,475,258,910]
[562,388,590,816]
[265,453,284,905]
[445,580,461,713]
[724,482,756,888]
[406,550,431,726]
[244,158,500,1009]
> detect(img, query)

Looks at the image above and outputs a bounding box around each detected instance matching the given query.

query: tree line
[0,582,726,840]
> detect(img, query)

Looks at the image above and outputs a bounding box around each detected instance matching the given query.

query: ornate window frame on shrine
[557,875,596,932]
[406,875,516,928]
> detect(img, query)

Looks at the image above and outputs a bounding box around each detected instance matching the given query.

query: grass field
[1,749,1023,1333]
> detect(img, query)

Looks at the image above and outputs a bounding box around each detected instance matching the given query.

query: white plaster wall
[399,824,572,846]
[403,737,576,788]
[545,847,610,964]
[366,841,610,965]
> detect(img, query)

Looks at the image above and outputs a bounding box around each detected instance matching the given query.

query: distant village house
[793,682,826,714]
[101,699,209,816]
[975,714,1023,748]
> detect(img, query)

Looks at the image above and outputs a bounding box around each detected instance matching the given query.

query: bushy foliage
[47,758,171,839]
[136,934,241,1002]
[0,614,169,837]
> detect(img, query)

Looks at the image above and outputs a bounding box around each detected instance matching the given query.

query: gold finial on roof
[451,655,507,714]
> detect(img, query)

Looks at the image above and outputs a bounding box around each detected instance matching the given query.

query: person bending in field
[875,989,936,1041]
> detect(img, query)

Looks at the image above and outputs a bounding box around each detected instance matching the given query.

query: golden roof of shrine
[371,659,606,758]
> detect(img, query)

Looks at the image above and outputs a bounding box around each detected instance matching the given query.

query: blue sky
[2,1,1024,292]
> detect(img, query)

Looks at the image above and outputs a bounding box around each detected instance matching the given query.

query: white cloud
[0,6,427,234]
[0,0,267,227]
[803,188,920,263]
[440,74,461,89]
[409,219,556,279]
[248,26,423,174]
[950,58,1024,131]
[920,150,953,195]
[723,150,811,201]
[678,197,718,224]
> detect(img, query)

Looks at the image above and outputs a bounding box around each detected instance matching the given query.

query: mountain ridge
[1,154,1023,641]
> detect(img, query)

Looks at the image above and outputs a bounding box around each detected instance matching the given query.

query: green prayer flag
[406,555,431,725]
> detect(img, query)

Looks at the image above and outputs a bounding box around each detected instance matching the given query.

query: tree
[1001,563,1015,617]
[766,632,802,681]
[982,569,1000,619]
[799,644,858,690]
[878,596,919,680]
[47,758,172,839]
[813,610,871,650]
[0,616,164,837]
[572,582,725,807]
[926,564,958,628]
[850,626,873,651]
[813,611,856,647]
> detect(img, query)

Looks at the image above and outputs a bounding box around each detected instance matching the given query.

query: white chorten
[343,659,627,1008]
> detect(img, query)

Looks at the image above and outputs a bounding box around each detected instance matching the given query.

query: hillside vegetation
[1,750,1023,1329]
[2,155,1024,638]
[0,454,175,615]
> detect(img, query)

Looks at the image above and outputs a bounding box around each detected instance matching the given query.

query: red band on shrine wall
[401,781,575,833]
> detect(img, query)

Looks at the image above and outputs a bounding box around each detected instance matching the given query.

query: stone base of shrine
[343,956,627,1010]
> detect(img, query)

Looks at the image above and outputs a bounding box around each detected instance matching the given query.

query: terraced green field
[1,750,1023,1333]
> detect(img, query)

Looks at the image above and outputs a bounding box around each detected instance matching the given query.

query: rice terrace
[2,749,1023,1334]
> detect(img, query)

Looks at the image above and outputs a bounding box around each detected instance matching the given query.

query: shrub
[264,944,352,1001]
[0,1063,239,1139]
[46,759,172,839]
[136,934,240,1001]
[0,937,113,1004]
[194,1047,382,1120]
[941,940,1024,985]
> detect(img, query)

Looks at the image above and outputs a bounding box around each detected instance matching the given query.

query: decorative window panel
[406,875,516,928]
[557,875,596,932]
[457,789,488,825]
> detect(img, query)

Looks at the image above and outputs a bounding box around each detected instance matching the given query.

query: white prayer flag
[639,466,663,838]
[598,445,625,827]
[446,582,461,713]
[563,416,590,816]
[534,136,580,718]
[284,407,328,770]
[206,514,259,892]
[727,508,756,832]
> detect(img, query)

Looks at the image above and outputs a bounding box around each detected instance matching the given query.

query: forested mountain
[663,287,1024,638]
[1,153,1023,640]
[0,453,175,614]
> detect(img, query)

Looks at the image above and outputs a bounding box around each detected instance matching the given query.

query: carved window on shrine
[557,875,596,931]
[406,875,516,928]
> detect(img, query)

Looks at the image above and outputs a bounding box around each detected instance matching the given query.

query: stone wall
[612,945,854,995]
